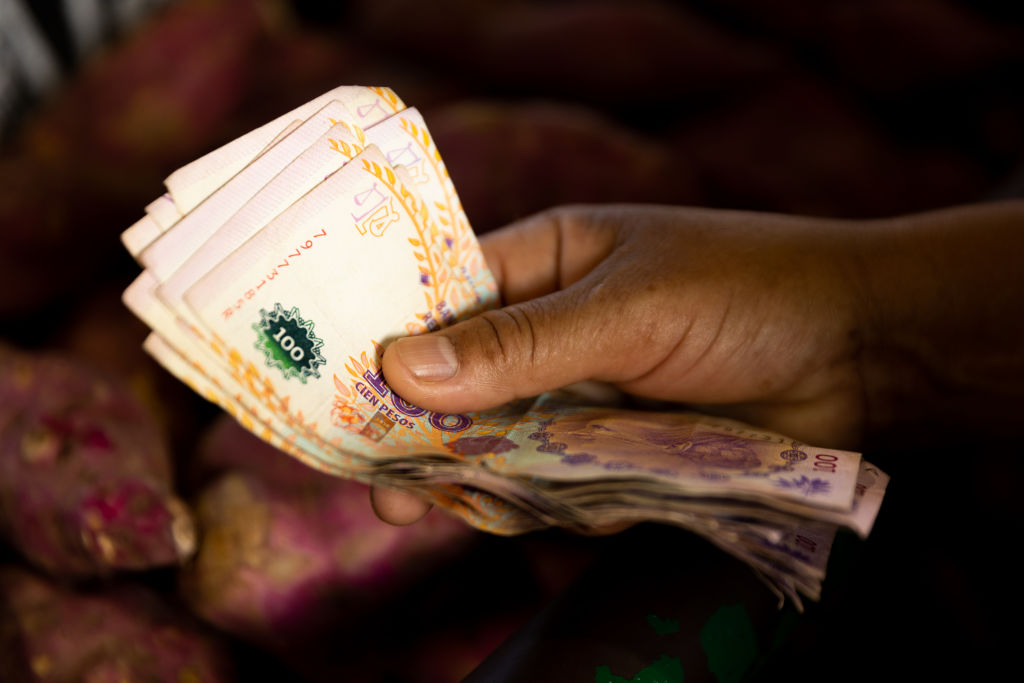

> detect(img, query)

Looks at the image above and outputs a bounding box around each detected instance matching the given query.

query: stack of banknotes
[121,86,888,608]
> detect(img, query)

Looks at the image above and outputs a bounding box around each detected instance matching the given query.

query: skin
[372,201,1024,524]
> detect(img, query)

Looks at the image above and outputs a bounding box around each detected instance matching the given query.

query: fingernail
[395,335,458,381]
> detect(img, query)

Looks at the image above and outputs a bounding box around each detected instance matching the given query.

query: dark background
[2,0,1023,680]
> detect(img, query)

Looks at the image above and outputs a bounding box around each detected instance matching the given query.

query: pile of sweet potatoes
[2,0,1021,680]
[0,340,568,681]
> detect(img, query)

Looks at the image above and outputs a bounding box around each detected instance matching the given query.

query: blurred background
[2,0,1023,680]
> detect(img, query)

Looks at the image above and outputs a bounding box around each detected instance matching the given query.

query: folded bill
[121,85,888,606]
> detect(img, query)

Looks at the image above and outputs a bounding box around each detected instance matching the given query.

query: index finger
[478,206,619,305]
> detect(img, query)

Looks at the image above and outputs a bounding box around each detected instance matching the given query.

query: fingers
[381,207,623,414]
[382,291,605,413]
[478,206,618,304]
[369,486,432,525]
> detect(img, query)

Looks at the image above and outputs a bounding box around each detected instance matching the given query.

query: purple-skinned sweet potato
[0,346,195,578]
[180,416,479,674]
[54,286,209,454]
[0,565,235,682]
[186,419,621,682]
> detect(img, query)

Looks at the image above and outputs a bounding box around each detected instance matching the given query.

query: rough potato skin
[0,565,235,682]
[179,416,477,663]
[0,346,195,578]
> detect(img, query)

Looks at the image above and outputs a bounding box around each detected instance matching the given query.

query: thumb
[381,288,613,414]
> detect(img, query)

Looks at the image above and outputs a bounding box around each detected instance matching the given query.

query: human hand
[372,204,873,524]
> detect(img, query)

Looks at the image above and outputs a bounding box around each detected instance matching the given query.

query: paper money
[120,85,888,607]
[165,86,404,214]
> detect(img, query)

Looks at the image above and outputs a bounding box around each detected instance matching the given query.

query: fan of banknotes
[120,85,888,609]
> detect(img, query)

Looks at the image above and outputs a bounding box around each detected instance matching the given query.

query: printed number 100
[273,327,305,361]
[814,453,838,473]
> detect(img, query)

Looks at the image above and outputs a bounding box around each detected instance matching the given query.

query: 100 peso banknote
[121,85,888,607]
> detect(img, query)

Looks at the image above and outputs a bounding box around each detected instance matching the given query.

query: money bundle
[121,86,887,609]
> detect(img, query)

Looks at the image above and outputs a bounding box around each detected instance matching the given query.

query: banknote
[125,108,368,445]
[120,118,315,259]
[154,119,487,475]
[129,97,489,483]
[140,99,359,282]
[159,106,491,342]
[120,85,889,605]
[551,456,887,538]
[126,119,374,475]
[182,144,477,449]
[121,215,162,260]
[157,120,366,326]
[165,86,404,214]
[146,194,181,231]
[361,108,494,310]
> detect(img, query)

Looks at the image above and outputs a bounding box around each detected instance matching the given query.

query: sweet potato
[0,347,194,577]
[183,416,609,681]
[54,286,209,453]
[0,565,235,682]
[180,417,477,660]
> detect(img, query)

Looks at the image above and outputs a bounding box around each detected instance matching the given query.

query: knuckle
[475,304,543,372]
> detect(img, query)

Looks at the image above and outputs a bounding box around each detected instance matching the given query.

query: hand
[373,200,1024,524]
[373,204,872,523]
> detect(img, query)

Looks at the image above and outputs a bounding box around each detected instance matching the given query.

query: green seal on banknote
[253,303,326,383]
